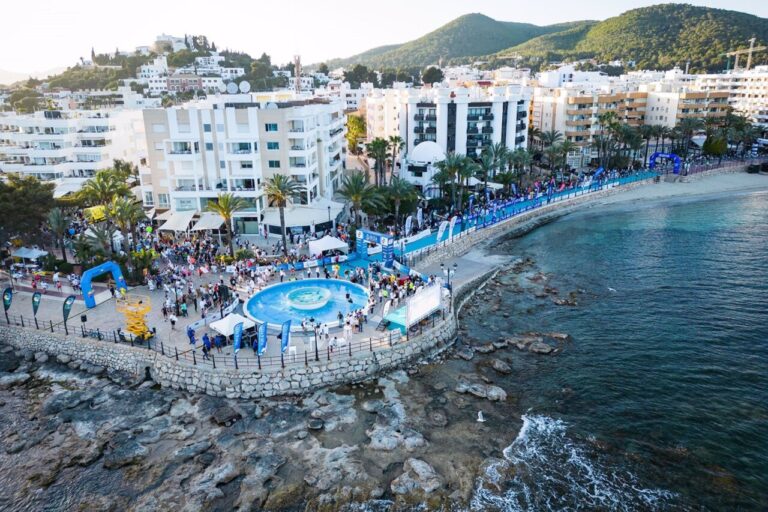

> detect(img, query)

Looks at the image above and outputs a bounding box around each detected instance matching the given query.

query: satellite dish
[239,81,251,93]
[264,102,278,110]
[217,82,227,93]
[226,82,238,94]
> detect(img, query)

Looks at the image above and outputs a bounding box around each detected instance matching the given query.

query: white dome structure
[410,141,445,164]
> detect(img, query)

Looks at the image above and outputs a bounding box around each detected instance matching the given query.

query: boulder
[455,347,474,361]
[474,344,496,354]
[490,359,512,375]
[0,372,30,389]
[529,342,555,355]
[547,332,571,341]
[486,386,507,402]
[211,406,241,426]
[391,458,442,495]
[56,354,71,364]
[34,352,49,363]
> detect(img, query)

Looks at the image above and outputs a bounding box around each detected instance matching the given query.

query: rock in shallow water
[490,359,512,375]
[455,346,474,361]
[529,341,555,355]
[390,458,442,495]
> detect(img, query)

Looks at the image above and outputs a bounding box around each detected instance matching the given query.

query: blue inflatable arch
[81,260,128,308]
[648,152,681,174]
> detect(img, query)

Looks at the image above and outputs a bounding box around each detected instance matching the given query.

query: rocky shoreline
[0,256,575,511]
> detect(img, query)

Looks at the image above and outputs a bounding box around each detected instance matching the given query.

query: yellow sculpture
[115,294,152,338]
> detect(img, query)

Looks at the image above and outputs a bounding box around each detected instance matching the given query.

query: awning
[155,210,174,221]
[191,212,225,231]
[308,235,348,256]
[145,208,156,219]
[209,313,256,337]
[261,198,345,229]
[11,247,48,260]
[158,210,196,232]
[53,178,88,198]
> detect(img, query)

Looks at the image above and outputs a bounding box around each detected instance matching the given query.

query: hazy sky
[1,0,766,73]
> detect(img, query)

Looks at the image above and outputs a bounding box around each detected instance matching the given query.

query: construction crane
[293,55,302,94]
[725,38,766,71]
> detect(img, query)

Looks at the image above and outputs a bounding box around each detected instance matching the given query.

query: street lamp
[441,262,458,290]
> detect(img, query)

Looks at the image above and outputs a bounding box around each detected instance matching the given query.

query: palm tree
[79,170,129,206]
[528,126,542,150]
[487,142,508,179]
[435,152,466,211]
[476,152,495,201]
[545,144,562,171]
[108,196,145,250]
[262,177,304,257]
[540,129,563,149]
[47,207,70,263]
[495,170,516,196]
[677,118,705,157]
[509,148,532,177]
[457,158,476,211]
[430,166,452,201]
[559,140,577,173]
[111,159,139,181]
[639,125,655,166]
[658,126,673,153]
[387,135,405,184]
[366,137,390,187]
[338,172,385,226]
[83,223,113,256]
[207,192,250,257]
[387,176,417,224]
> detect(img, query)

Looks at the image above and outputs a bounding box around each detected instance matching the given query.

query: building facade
[139,94,346,233]
[0,109,146,181]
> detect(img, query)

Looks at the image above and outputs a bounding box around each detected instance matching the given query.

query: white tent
[308,235,348,256]
[158,210,196,232]
[191,212,224,231]
[11,247,48,260]
[209,313,255,337]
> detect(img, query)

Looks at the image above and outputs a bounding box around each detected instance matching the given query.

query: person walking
[169,313,177,330]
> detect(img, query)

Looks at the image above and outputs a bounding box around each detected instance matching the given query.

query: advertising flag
[257,321,268,355]
[280,320,291,353]
[2,287,11,312]
[448,216,458,241]
[32,291,41,316]
[404,215,413,236]
[62,295,76,322]
[416,207,423,229]
[233,321,243,353]
[436,220,449,242]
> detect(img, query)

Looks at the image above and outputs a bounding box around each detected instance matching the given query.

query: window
[267,141,279,150]
[154,142,164,151]
[158,193,170,208]
[268,160,281,168]
[205,142,213,151]
[203,123,211,132]
[241,162,253,169]
[216,123,225,132]
[265,123,278,132]
[219,160,225,169]
[143,191,154,205]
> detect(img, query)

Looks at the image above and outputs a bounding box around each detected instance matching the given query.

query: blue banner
[258,322,268,355]
[233,321,243,353]
[31,291,41,316]
[280,320,291,353]
[2,287,11,312]
[62,295,76,322]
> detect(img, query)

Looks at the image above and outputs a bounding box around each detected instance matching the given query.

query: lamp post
[441,262,458,291]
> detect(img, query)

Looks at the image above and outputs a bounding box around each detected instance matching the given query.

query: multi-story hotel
[693,66,768,127]
[365,85,529,196]
[140,93,346,234]
[0,109,146,184]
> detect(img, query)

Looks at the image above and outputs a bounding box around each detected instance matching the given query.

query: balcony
[515,135,526,145]
[467,115,480,121]
[425,115,437,121]
[414,126,424,134]
[480,113,494,121]
[517,111,527,119]
[414,114,424,121]
[481,126,493,134]
[466,127,479,134]
[425,127,437,134]
[330,127,344,138]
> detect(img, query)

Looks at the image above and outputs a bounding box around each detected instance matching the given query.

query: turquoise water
[245,279,369,329]
[468,191,768,510]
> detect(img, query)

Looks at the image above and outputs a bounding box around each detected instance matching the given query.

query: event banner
[404,216,413,236]
[280,320,291,353]
[448,216,458,241]
[2,287,11,312]
[31,292,41,316]
[257,322,268,356]
[416,207,423,229]
[436,221,449,242]
[62,295,76,322]
[233,321,243,353]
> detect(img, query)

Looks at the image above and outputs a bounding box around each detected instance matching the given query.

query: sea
[466,190,768,511]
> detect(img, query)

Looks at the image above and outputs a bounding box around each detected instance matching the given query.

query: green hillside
[325,14,587,69]
[501,4,768,72]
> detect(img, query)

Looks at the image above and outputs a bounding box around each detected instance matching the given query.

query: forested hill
[498,4,768,72]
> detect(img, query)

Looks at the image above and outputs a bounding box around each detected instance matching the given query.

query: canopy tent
[158,210,196,232]
[11,247,48,260]
[261,197,344,229]
[191,212,225,231]
[53,178,88,198]
[209,313,256,337]
[486,181,503,190]
[308,235,348,256]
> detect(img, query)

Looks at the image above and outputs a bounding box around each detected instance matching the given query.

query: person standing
[169,313,177,330]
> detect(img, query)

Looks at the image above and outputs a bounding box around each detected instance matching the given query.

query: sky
[1,0,766,74]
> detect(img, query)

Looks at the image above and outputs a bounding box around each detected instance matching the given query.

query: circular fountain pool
[245,278,369,330]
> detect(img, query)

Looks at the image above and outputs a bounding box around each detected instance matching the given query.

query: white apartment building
[693,66,768,126]
[536,64,608,88]
[155,34,187,53]
[0,109,147,185]
[314,81,373,111]
[138,56,169,80]
[288,76,315,93]
[366,85,529,195]
[140,94,346,234]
